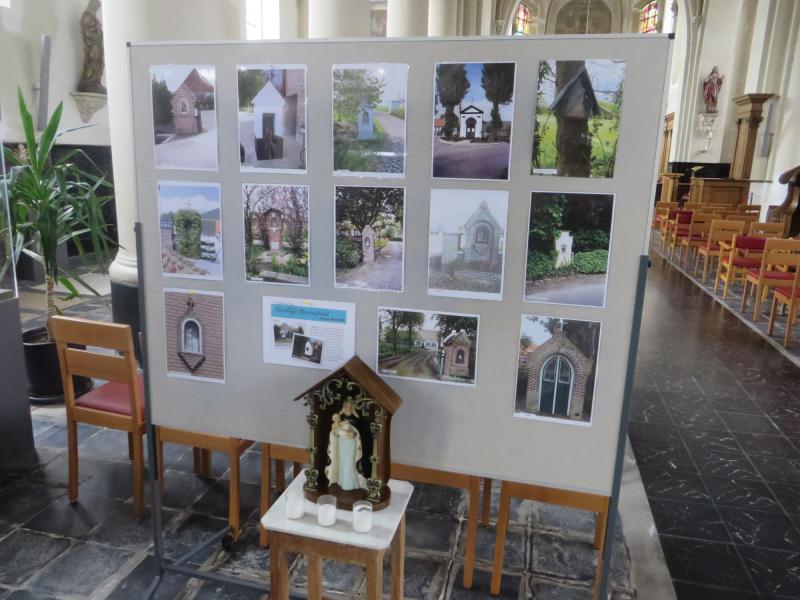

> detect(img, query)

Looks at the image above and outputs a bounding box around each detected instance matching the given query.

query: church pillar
[387,0,428,37]
[730,93,774,180]
[428,0,457,36]
[308,0,370,37]
[103,1,246,355]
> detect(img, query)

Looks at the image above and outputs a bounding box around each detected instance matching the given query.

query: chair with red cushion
[658,208,680,251]
[694,220,745,282]
[664,210,693,254]
[51,316,146,516]
[741,238,800,321]
[768,258,800,348]
[748,221,785,239]
[675,213,713,266]
[714,235,767,299]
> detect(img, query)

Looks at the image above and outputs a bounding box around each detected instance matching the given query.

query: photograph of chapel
[377,308,478,386]
[532,59,626,177]
[428,189,508,300]
[525,192,614,307]
[237,65,307,171]
[515,315,600,423]
[335,185,405,292]
[243,184,309,285]
[432,62,516,180]
[158,182,222,279]
[163,289,225,382]
[150,65,218,170]
[333,63,408,175]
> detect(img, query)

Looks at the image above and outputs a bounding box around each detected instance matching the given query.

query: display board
[130,35,670,497]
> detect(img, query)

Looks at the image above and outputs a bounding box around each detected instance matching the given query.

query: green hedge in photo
[526,251,557,280]
[572,229,609,253]
[572,249,609,274]
[336,236,362,268]
[174,209,202,258]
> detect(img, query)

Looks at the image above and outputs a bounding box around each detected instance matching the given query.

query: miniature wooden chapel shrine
[294,356,402,510]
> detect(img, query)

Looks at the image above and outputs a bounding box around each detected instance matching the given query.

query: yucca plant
[2,88,114,340]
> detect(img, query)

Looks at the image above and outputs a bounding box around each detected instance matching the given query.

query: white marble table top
[261,472,413,551]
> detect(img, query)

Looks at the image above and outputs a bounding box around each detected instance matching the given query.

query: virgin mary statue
[325,400,368,491]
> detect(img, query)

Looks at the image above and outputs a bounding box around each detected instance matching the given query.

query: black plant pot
[22,327,92,404]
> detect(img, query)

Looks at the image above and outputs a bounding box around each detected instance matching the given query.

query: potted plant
[3,89,114,403]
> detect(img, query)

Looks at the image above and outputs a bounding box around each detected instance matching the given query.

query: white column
[104,1,151,287]
[279,0,301,39]
[105,0,247,287]
[478,0,493,35]
[387,0,428,37]
[308,0,370,38]
[462,0,477,36]
[428,0,457,36]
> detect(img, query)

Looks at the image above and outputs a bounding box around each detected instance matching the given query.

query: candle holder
[352,500,373,533]
[317,495,337,527]
[285,489,305,520]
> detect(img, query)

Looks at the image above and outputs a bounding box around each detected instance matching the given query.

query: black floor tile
[749,455,800,485]
[648,498,728,542]
[405,510,459,555]
[718,412,781,435]
[157,468,215,510]
[737,546,800,596]
[106,555,191,600]
[702,477,782,512]
[718,507,800,552]
[672,581,759,599]
[638,468,711,503]
[680,429,741,454]
[769,483,800,515]
[657,536,754,591]
[449,567,521,600]
[0,529,71,586]
[408,481,466,518]
[28,452,103,488]
[163,513,230,566]
[191,480,260,522]
[0,482,65,524]
[29,541,133,597]
[695,451,760,481]
[733,431,800,458]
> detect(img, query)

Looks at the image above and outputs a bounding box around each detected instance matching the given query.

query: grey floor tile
[29,541,133,597]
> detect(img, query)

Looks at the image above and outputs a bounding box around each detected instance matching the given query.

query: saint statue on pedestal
[702,66,724,114]
[325,400,367,491]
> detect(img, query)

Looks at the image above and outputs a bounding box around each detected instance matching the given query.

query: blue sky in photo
[158,182,220,214]
[539,59,626,104]
[434,62,516,121]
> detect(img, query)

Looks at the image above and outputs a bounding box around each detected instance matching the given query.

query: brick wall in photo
[164,290,225,381]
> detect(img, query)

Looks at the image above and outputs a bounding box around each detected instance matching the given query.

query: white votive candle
[317,495,337,526]
[352,501,373,533]
[285,491,305,519]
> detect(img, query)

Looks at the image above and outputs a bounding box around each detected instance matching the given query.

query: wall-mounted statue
[702,66,724,114]
[77,0,106,94]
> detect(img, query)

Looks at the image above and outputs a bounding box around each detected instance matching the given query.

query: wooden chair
[715,235,768,299]
[682,202,704,211]
[51,316,146,516]
[663,210,693,254]
[738,204,762,214]
[741,238,800,321]
[674,213,713,266]
[652,203,678,236]
[156,426,253,541]
[694,220,745,282]
[658,208,680,251]
[726,214,760,225]
[768,260,800,348]
[748,221,785,238]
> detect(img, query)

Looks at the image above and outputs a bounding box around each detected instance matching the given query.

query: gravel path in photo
[379,348,438,378]
[525,273,607,307]
[432,138,510,179]
[336,240,404,291]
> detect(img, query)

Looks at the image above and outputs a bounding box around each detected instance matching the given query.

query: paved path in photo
[432,138,510,179]
[373,112,405,173]
[155,129,218,169]
[337,240,403,290]
[380,348,438,378]
[525,273,607,306]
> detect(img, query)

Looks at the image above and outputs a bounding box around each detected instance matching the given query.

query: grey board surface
[130,35,670,496]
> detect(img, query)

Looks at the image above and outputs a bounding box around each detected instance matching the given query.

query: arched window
[539,355,574,416]
[639,1,659,33]
[512,2,532,35]
[182,319,202,354]
[271,216,278,227]
[362,110,370,125]
[455,348,466,364]
[180,100,188,113]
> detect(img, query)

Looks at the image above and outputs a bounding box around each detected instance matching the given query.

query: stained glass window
[512,2,532,36]
[639,1,659,33]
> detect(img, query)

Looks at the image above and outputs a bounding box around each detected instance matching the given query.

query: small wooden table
[261,473,413,600]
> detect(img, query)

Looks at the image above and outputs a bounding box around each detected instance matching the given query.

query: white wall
[0,0,110,146]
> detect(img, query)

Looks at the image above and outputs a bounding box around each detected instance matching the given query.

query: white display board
[130,35,670,497]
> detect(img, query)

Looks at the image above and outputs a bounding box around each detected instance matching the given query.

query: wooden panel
[51,316,133,352]
[64,348,132,382]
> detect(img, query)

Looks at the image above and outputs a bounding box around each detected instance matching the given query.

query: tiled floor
[629,251,800,599]
[0,279,636,599]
